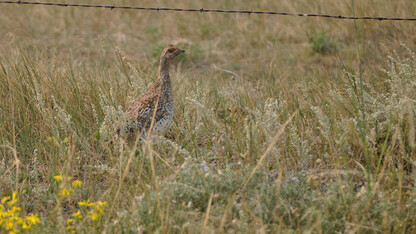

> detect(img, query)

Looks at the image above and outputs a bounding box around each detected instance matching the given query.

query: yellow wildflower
[66,225,76,234]
[22,222,30,230]
[96,201,108,207]
[15,217,23,225]
[95,206,104,214]
[1,196,10,204]
[9,206,21,215]
[78,200,94,207]
[88,212,99,221]
[58,188,73,197]
[25,214,40,225]
[71,210,83,219]
[0,193,40,233]
[71,180,82,189]
[6,193,17,207]
[78,200,89,207]
[67,218,76,225]
[6,221,14,230]
[53,175,63,182]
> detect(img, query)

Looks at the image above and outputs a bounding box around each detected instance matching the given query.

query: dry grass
[0,0,415,232]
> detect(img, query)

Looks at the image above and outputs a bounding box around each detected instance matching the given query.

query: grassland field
[0,0,416,233]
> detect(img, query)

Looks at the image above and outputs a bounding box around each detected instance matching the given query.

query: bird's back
[122,82,174,138]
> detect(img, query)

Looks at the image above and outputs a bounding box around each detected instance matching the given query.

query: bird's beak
[180,49,185,53]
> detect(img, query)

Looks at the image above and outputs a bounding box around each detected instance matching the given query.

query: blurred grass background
[0,0,415,232]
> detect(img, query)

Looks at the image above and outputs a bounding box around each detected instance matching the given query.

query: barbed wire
[1,0,416,22]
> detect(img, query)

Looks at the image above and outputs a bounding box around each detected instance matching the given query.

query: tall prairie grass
[0,0,415,232]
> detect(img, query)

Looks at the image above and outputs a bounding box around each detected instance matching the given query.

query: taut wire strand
[0,0,415,21]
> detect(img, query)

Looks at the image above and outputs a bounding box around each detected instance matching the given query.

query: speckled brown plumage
[115,45,185,140]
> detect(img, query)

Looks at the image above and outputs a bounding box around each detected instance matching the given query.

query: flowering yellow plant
[78,199,95,207]
[66,200,108,232]
[0,192,40,233]
[58,188,73,198]
[71,180,82,189]
[54,176,83,198]
[51,175,108,232]
[53,175,63,182]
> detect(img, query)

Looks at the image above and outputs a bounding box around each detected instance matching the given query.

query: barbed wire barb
[0,0,415,21]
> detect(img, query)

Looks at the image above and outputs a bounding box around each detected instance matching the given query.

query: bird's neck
[157,59,172,88]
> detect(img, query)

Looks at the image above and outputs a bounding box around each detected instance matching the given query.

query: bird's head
[161,45,185,62]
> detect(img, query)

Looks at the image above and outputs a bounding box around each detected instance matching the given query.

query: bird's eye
[167,49,174,53]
